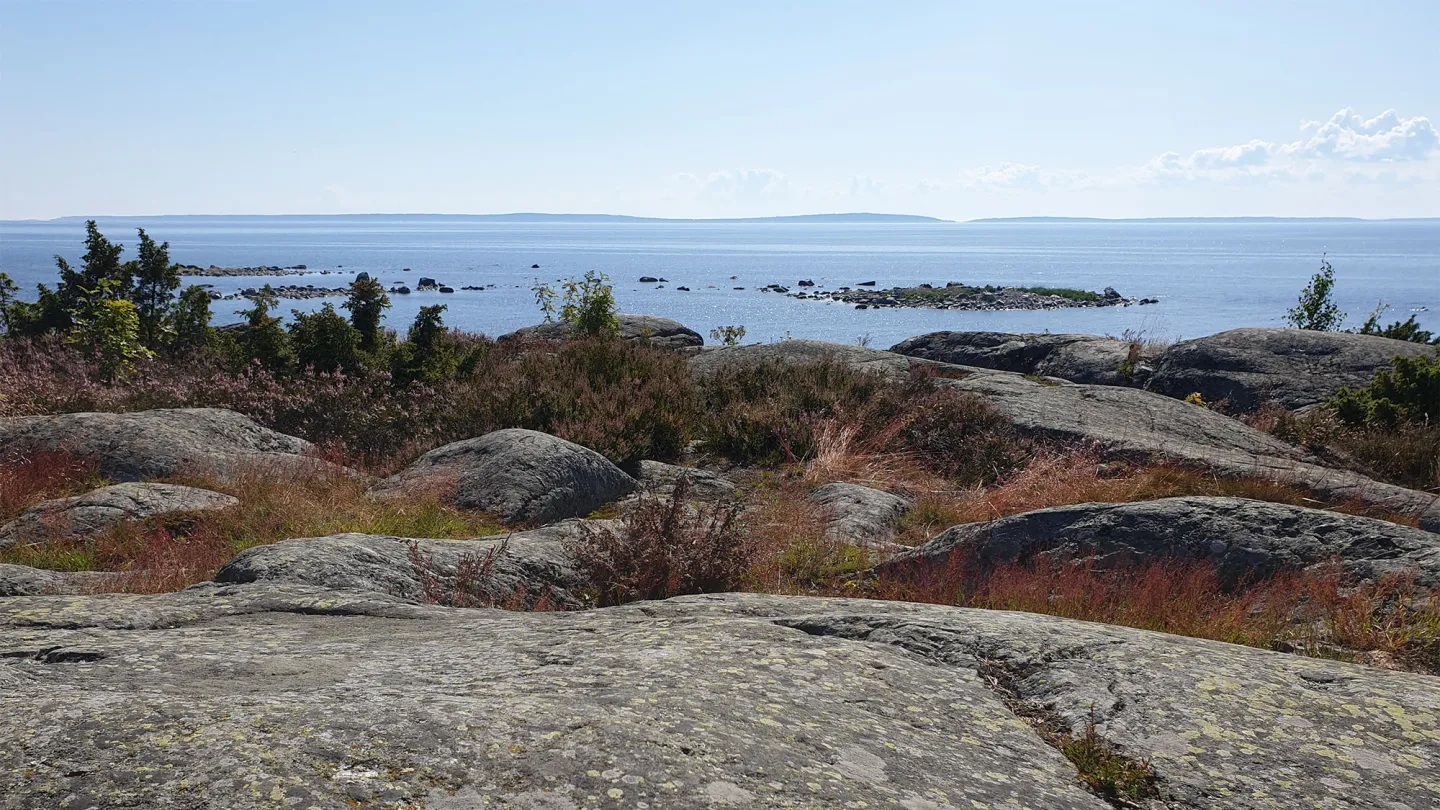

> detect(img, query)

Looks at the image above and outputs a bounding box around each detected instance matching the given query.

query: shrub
[566,477,749,606]
[171,285,214,351]
[131,228,181,349]
[289,303,363,374]
[900,387,1034,485]
[343,276,391,351]
[65,280,152,382]
[1285,257,1345,331]
[1329,352,1440,428]
[710,325,747,346]
[1355,302,1437,345]
[236,287,293,371]
[533,271,619,337]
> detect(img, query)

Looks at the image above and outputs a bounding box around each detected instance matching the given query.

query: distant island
[29,212,950,225]
[966,216,1440,223]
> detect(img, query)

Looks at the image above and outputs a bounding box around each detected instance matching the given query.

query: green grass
[1014,286,1101,302]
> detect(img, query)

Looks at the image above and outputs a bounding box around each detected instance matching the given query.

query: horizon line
[6,212,1440,225]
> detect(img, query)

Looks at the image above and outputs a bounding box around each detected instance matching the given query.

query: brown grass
[0,449,103,518]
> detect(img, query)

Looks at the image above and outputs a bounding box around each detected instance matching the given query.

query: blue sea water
[1,217,1436,346]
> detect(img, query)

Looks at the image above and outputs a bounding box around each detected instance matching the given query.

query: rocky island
[779,280,1159,310]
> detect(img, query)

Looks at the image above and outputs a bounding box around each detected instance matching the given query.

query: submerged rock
[0,482,238,548]
[1148,327,1436,411]
[0,408,318,483]
[879,496,1440,588]
[2,589,1437,809]
[371,429,637,525]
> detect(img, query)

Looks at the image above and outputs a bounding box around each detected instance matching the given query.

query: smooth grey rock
[371,429,637,525]
[1423,502,1440,534]
[0,483,238,548]
[501,313,704,349]
[213,521,608,609]
[809,482,912,548]
[2,589,1437,809]
[0,564,123,597]
[0,408,317,483]
[634,460,737,499]
[1148,327,1436,411]
[880,496,1440,588]
[891,330,1148,386]
[688,341,1440,520]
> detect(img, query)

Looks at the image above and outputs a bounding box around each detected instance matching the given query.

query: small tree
[56,220,131,318]
[343,276,391,351]
[532,271,619,337]
[0,271,17,334]
[290,303,363,373]
[66,278,152,381]
[392,304,453,387]
[131,228,181,348]
[172,285,214,351]
[710,325,746,346]
[1285,257,1345,331]
[238,286,293,372]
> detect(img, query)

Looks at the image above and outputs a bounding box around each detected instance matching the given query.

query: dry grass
[0,458,503,593]
[0,449,104,518]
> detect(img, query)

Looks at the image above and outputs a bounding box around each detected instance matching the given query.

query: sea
[1,217,1436,347]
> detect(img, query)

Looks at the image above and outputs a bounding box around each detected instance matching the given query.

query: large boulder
[370,429,637,525]
[213,521,605,609]
[879,496,1440,588]
[501,313,704,349]
[891,331,1146,386]
[0,482,238,548]
[0,408,317,482]
[687,341,1440,521]
[1147,327,1436,411]
[3,589,1438,809]
[809,482,912,548]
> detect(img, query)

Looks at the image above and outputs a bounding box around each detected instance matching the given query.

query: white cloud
[690,168,791,198]
[1289,109,1438,162]
[957,162,1088,190]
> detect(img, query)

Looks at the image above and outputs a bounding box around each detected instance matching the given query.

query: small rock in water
[858,280,877,286]
[639,276,659,283]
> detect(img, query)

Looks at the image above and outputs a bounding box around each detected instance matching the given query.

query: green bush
[1286,258,1345,331]
[289,303,362,374]
[1329,353,1440,428]
[532,271,620,337]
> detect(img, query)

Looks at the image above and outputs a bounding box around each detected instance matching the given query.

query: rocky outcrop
[371,429,637,525]
[688,341,1440,520]
[890,330,1149,386]
[879,497,1440,588]
[2,589,1436,809]
[213,521,606,608]
[0,483,238,548]
[1148,327,1436,411]
[0,408,318,483]
[634,460,737,499]
[0,564,121,597]
[809,482,912,548]
[501,313,704,349]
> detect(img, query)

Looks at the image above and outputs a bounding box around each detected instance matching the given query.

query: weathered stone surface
[371,429,637,525]
[809,482,912,548]
[891,330,1147,386]
[2,589,1437,809]
[501,313,704,349]
[689,341,1440,521]
[635,460,737,499]
[213,521,607,608]
[880,496,1440,588]
[0,482,238,548]
[1148,327,1436,411]
[0,564,121,597]
[0,408,317,483]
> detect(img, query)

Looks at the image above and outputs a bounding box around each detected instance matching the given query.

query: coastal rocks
[795,283,1138,312]
[1147,327,1437,411]
[230,284,347,300]
[0,564,122,596]
[879,496,1440,588]
[0,408,317,483]
[213,522,603,608]
[809,482,912,548]
[0,483,238,548]
[370,429,637,525]
[634,460,737,499]
[501,313,705,349]
[176,264,308,277]
[891,331,1152,386]
[3,590,1438,809]
[417,277,439,289]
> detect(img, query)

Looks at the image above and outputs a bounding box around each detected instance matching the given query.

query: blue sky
[2,1,1437,219]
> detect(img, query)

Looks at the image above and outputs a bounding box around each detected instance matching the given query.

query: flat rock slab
[2,589,1437,809]
[880,496,1440,588]
[212,521,609,608]
[501,313,705,349]
[809,482,912,548]
[0,563,122,596]
[891,330,1146,386]
[688,341,1440,521]
[1148,327,1436,411]
[634,460,737,499]
[371,428,637,525]
[0,408,317,482]
[0,482,238,548]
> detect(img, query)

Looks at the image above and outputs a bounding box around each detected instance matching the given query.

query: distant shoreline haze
[8,213,1440,225]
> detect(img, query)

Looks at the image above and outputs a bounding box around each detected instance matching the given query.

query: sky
[2,0,1438,220]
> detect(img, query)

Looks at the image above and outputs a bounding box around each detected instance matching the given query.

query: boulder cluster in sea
[777,281,1160,310]
[177,264,310,277]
